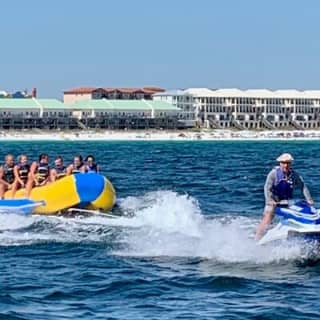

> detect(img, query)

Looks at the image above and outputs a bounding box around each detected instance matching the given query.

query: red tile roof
[64,87,97,94]
[118,88,145,94]
[103,88,117,93]
[64,86,165,95]
[143,86,165,93]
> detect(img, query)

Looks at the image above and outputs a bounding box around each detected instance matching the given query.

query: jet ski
[258,201,320,245]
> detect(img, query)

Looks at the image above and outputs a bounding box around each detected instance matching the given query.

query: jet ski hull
[287,230,320,241]
[258,202,320,245]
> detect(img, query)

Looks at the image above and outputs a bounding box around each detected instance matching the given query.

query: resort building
[152,89,195,127]
[2,87,320,131]
[0,98,76,130]
[154,88,320,130]
[63,86,165,104]
[0,98,182,130]
[69,99,181,129]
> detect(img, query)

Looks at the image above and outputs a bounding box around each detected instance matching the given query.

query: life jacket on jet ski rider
[271,167,294,203]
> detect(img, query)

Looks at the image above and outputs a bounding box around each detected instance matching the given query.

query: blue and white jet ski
[258,201,320,245]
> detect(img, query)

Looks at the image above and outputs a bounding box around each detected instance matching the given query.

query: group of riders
[0,154,100,199]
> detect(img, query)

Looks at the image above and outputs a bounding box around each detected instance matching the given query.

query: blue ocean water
[1,140,320,319]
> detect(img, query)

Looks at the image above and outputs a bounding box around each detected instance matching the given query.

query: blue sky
[1,0,320,98]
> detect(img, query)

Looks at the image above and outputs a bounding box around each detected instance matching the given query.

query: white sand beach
[0,129,319,141]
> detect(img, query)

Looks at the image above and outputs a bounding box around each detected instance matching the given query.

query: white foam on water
[0,212,111,246]
[112,191,311,264]
[0,213,53,245]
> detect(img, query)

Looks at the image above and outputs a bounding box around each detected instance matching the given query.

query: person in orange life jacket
[67,155,85,175]
[255,153,314,240]
[0,154,15,198]
[84,155,100,173]
[25,153,51,198]
[50,156,69,182]
[11,154,30,198]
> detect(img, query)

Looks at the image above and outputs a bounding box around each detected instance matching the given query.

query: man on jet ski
[255,153,314,240]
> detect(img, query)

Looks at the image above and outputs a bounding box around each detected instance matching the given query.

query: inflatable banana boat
[1,173,116,215]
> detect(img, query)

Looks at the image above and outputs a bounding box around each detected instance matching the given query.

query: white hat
[276,153,294,162]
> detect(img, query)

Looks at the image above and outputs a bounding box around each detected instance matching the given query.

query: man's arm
[14,165,24,186]
[0,166,10,187]
[50,168,57,182]
[66,164,73,175]
[28,162,38,183]
[264,169,276,204]
[294,172,313,203]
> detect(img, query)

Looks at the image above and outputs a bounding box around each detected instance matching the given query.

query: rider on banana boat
[11,154,30,198]
[25,153,51,198]
[0,154,15,199]
[84,155,100,174]
[67,155,85,175]
[50,156,69,181]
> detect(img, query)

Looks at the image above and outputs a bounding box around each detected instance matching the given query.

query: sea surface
[1,140,320,319]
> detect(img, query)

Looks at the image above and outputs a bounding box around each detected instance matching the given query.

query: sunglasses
[280,161,291,164]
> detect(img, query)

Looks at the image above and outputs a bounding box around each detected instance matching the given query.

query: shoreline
[0,129,320,141]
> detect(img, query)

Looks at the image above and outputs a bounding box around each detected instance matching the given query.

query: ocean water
[1,140,320,319]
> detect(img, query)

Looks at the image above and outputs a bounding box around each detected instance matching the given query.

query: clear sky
[1,0,320,98]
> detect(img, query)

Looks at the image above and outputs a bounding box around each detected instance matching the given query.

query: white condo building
[153,88,320,129]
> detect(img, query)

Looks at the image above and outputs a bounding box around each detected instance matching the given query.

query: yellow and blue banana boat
[2,173,116,215]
